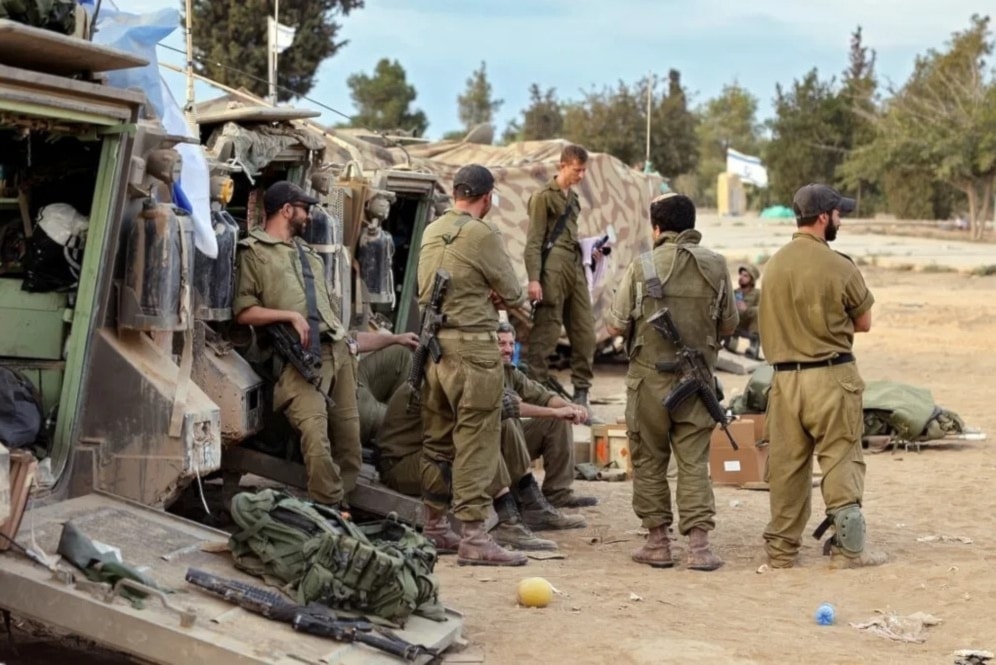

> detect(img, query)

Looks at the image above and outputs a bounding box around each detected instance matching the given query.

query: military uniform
[234,228,361,505]
[356,345,412,445]
[523,177,596,391]
[734,264,761,337]
[609,230,737,536]
[758,232,874,567]
[417,208,524,524]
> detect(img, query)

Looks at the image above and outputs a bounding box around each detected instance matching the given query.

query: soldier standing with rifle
[607,193,738,571]
[234,181,361,509]
[415,164,527,566]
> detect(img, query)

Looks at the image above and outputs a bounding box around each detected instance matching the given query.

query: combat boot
[572,388,605,425]
[686,527,724,571]
[549,492,599,508]
[491,493,557,551]
[422,506,460,555]
[457,521,528,566]
[721,336,738,354]
[516,475,586,531]
[828,546,888,569]
[745,334,761,360]
[631,525,674,568]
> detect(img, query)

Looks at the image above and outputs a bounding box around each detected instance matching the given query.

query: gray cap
[453,164,495,197]
[792,184,856,218]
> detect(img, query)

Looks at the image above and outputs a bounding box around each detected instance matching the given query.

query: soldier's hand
[489,290,507,310]
[571,405,588,425]
[552,405,578,422]
[736,300,747,312]
[394,332,420,350]
[527,281,543,303]
[288,312,310,347]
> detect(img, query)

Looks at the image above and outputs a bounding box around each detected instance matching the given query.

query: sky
[139,0,985,142]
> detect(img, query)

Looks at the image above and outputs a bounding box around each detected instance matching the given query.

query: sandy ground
[3,228,995,664]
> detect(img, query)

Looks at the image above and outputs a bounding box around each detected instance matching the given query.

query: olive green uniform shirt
[758,233,874,363]
[417,209,525,330]
[233,228,345,340]
[524,177,581,282]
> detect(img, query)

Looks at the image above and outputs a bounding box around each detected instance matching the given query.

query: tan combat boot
[686,527,724,571]
[828,546,888,569]
[516,475,586,531]
[422,506,460,555]
[491,493,557,551]
[631,525,674,568]
[457,521,528,567]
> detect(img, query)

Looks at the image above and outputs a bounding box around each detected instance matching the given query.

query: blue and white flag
[726,148,769,188]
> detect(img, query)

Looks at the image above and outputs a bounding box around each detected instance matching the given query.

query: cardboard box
[709,418,768,486]
[591,423,632,475]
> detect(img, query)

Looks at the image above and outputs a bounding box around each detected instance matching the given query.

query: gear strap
[295,242,322,357]
[640,251,664,299]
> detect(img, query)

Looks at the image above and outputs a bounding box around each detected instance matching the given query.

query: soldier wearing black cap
[416,164,528,566]
[233,180,361,508]
[758,183,886,570]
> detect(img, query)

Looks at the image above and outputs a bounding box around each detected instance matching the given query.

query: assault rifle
[268,322,333,407]
[185,568,438,663]
[407,268,450,412]
[647,308,738,450]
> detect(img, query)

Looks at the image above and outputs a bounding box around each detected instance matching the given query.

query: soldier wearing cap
[234,181,361,508]
[722,263,762,359]
[759,183,886,569]
[416,164,528,566]
[523,144,600,419]
[607,193,737,571]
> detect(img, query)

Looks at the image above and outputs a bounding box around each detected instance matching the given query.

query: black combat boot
[745,334,761,360]
[491,493,557,551]
[515,475,586,531]
[572,388,604,425]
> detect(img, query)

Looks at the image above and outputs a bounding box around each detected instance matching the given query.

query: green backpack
[228,489,445,626]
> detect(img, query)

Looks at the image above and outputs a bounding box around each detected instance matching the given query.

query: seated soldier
[354,333,418,445]
[496,322,598,510]
[722,263,762,359]
[375,382,587,551]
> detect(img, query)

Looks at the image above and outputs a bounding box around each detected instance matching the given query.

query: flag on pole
[726,148,769,188]
[267,17,296,54]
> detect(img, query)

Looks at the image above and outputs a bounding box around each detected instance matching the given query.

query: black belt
[772,353,854,372]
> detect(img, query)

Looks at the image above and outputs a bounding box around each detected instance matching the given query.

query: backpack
[0,367,43,448]
[228,489,444,626]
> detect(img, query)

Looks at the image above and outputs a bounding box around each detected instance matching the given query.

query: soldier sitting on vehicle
[722,263,762,359]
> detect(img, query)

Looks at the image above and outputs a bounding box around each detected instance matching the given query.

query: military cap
[453,164,495,197]
[263,180,320,215]
[792,184,856,218]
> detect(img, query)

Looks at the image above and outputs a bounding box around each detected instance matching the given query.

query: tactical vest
[228,489,444,625]
[629,231,727,371]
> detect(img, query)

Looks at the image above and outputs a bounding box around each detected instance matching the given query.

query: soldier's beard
[825,221,838,242]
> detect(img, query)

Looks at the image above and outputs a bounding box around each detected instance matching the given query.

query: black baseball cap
[792,184,856,218]
[452,164,495,198]
[263,180,320,215]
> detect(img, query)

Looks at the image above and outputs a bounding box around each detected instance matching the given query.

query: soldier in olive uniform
[234,181,360,508]
[722,264,762,359]
[417,164,527,566]
[523,145,600,416]
[608,193,738,571]
[759,184,886,570]
[355,336,416,445]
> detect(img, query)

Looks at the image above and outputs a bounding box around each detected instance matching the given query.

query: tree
[503,84,564,143]
[694,82,763,204]
[190,0,363,102]
[847,15,996,238]
[836,27,883,214]
[457,62,503,131]
[648,69,700,178]
[562,80,645,166]
[346,58,429,136]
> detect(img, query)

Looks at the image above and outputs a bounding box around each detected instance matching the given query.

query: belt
[436,330,498,341]
[772,353,854,372]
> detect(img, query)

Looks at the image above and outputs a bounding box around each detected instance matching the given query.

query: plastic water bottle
[815,602,836,626]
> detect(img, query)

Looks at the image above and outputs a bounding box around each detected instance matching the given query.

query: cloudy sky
[141,0,984,140]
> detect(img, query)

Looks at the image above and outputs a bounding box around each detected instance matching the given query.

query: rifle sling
[296,242,322,357]
[540,198,576,264]
[640,251,665,299]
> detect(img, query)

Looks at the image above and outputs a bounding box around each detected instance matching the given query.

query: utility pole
[183,0,197,130]
[267,0,280,104]
[644,71,654,173]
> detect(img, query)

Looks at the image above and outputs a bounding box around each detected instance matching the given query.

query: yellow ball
[516,577,554,608]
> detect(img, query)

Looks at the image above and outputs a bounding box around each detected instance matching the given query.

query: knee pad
[832,504,866,555]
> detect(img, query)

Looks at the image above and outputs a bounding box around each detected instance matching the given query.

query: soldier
[234,181,360,508]
[354,333,417,445]
[722,264,762,359]
[607,193,738,571]
[417,164,527,566]
[496,322,598,510]
[759,184,885,570]
[523,144,600,418]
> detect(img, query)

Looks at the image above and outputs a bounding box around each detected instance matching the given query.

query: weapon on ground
[647,307,738,450]
[268,322,334,407]
[184,568,438,663]
[407,269,450,412]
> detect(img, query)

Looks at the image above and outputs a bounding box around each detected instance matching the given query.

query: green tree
[837,26,883,214]
[346,58,429,136]
[649,69,700,178]
[562,80,645,166]
[694,82,764,205]
[190,0,363,102]
[457,61,503,131]
[503,84,564,143]
[848,15,996,238]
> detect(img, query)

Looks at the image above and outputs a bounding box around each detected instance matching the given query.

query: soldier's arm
[233,249,310,342]
[844,269,874,333]
[482,229,526,308]
[606,263,636,337]
[524,191,549,282]
[718,276,739,337]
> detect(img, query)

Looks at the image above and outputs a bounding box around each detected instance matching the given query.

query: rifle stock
[268,323,334,408]
[407,269,450,412]
[648,308,738,450]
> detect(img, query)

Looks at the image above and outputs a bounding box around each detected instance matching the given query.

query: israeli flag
[726,148,769,188]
